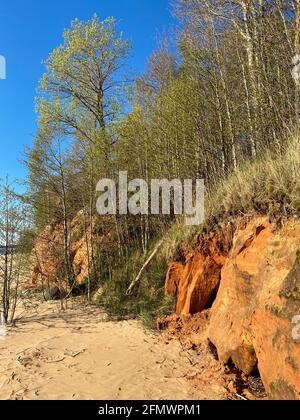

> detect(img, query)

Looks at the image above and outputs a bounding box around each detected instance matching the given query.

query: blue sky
[0,0,174,183]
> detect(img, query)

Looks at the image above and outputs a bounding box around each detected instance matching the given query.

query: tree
[0,178,29,324]
[37,14,131,174]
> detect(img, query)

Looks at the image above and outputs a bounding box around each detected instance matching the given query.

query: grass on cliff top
[207,136,300,227]
[161,133,300,260]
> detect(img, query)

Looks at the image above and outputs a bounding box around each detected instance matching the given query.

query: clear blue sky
[0,0,174,183]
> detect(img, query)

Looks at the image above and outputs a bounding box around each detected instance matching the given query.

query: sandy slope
[0,301,222,400]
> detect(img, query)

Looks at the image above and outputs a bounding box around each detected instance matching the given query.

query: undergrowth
[95,247,175,329]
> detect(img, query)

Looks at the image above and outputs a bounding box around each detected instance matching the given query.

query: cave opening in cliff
[206,342,267,398]
[226,358,266,399]
[189,274,222,315]
[206,287,219,310]
[245,370,267,398]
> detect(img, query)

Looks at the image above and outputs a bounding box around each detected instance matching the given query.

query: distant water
[0,245,16,256]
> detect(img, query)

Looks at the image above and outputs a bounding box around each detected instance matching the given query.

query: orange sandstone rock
[30,211,93,288]
[208,217,300,399]
[165,230,231,315]
[165,217,300,399]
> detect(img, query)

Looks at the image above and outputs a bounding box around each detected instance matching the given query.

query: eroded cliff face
[30,211,93,287]
[165,228,233,315]
[164,217,300,400]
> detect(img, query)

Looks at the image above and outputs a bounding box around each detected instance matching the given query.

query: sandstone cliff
[30,211,94,288]
[163,217,300,400]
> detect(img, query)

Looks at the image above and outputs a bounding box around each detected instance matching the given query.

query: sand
[0,301,220,400]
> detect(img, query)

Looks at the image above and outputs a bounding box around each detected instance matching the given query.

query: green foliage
[17,228,37,255]
[37,15,131,139]
[95,247,175,328]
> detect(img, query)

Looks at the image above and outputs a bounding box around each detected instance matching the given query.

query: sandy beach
[0,301,221,400]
